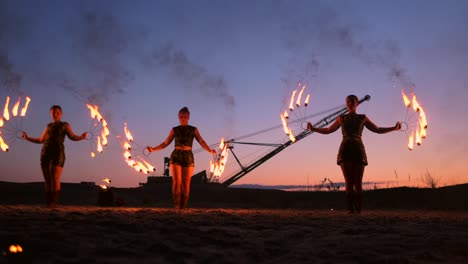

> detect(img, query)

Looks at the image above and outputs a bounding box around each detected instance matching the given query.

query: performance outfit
[40,121,68,169]
[170,125,196,167]
[337,113,368,166]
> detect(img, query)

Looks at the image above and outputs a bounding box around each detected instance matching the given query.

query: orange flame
[123,141,131,150]
[123,150,131,160]
[0,118,3,128]
[295,85,306,107]
[124,123,133,142]
[12,97,20,117]
[103,178,111,184]
[126,159,136,167]
[97,136,103,153]
[304,94,310,106]
[408,131,414,150]
[20,96,31,117]
[289,90,297,111]
[86,104,97,119]
[411,95,421,112]
[219,137,225,150]
[283,110,289,119]
[101,130,108,146]
[280,114,290,135]
[91,152,96,158]
[3,96,10,121]
[401,91,411,108]
[415,126,422,146]
[9,244,23,253]
[141,159,156,172]
[0,134,9,152]
[288,128,296,142]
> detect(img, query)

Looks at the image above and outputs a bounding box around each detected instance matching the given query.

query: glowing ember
[9,244,23,253]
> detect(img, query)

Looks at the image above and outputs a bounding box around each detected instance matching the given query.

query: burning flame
[304,94,310,106]
[123,141,131,150]
[121,123,156,174]
[12,97,20,117]
[3,96,10,121]
[210,138,230,178]
[280,85,312,143]
[0,134,9,152]
[280,114,289,135]
[100,178,111,189]
[289,90,297,111]
[20,96,31,117]
[401,91,428,150]
[0,118,3,128]
[295,85,306,107]
[124,123,133,142]
[86,104,110,157]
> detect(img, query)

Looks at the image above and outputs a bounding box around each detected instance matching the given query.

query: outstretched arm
[65,122,87,141]
[22,127,48,144]
[364,117,401,134]
[194,128,216,154]
[307,117,341,134]
[146,129,175,153]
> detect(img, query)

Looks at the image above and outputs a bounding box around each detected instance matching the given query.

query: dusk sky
[1,0,467,188]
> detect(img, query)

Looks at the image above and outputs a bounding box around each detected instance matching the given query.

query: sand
[1,182,468,263]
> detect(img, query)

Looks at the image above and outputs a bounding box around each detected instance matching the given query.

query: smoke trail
[146,42,235,110]
[0,2,26,95]
[59,12,134,106]
[280,4,414,92]
[0,53,22,94]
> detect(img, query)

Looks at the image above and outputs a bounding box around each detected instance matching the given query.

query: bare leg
[180,166,194,209]
[170,164,182,209]
[48,165,63,208]
[352,164,365,213]
[340,162,354,214]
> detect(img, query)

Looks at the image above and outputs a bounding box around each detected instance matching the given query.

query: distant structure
[139,157,209,186]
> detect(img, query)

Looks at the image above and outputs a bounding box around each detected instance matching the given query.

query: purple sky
[1,0,467,188]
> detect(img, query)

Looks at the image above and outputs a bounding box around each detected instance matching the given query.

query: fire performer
[307,95,401,214]
[146,107,216,209]
[22,105,87,208]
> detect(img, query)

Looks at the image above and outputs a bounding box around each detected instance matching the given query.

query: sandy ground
[1,182,468,263]
[1,205,468,264]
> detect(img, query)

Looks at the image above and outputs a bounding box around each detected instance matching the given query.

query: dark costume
[41,121,67,169]
[170,125,195,167]
[337,113,368,166]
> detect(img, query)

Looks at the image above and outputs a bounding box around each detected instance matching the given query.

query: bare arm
[364,117,401,134]
[146,129,175,153]
[307,117,341,134]
[65,122,87,141]
[194,128,216,154]
[22,127,49,144]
